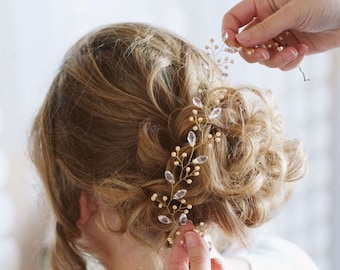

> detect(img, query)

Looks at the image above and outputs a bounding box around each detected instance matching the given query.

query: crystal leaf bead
[173,189,187,200]
[164,171,175,184]
[193,97,203,108]
[209,107,222,119]
[179,213,188,225]
[202,61,209,70]
[192,155,208,164]
[187,131,197,147]
[158,215,172,224]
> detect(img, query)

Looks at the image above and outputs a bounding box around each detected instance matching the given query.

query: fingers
[221,0,258,47]
[211,258,224,270]
[236,4,296,47]
[185,232,211,270]
[239,47,271,63]
[278,44,308,70]
[222,0,298,48]
[235,21,308,69]
[239,44,308,70]
[167,221,223,270]
[260,47,302,71]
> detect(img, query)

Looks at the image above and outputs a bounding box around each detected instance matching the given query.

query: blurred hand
[167,222,224,270]
[222,0,340,70]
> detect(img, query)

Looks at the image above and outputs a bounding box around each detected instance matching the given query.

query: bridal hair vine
[150,39,232,245]
[150,97,222,244]
[205,38,237,77]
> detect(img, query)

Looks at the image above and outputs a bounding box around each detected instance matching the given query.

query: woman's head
[30,23,306,269]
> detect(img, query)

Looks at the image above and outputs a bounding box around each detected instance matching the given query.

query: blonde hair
[30,22,306,269]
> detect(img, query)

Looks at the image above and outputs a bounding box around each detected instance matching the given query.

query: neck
[101,233,165,270]
[78,222,168,270]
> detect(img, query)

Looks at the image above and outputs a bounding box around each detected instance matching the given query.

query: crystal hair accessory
[151,39,230,245]
[205,38,236,77]
[151,94,222,244]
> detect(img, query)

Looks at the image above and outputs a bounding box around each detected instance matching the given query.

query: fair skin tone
[77,193,250,270]
[222,0,340,70]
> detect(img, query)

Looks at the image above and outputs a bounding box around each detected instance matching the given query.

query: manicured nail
[222,30,229,42]
[255,50,270,60]
[297,44,309,56]
[282,49,298,61]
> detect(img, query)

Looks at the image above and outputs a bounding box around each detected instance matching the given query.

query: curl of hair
[30,23,306,269]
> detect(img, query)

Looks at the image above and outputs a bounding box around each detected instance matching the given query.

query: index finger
[222,0,257,45]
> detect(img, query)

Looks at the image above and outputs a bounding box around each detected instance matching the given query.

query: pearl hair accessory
[150,35,307,245]
[150,39,234,245]
[151,94,222,244]
[151,38,237,245]
[205,38,236,77]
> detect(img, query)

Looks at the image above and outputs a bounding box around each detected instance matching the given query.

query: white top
[211,236,319,270]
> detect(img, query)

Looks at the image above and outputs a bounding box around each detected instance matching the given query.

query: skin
[167,222,224,270]
[167,222,251,270]
[77,193,250,269]
[222,0,340,70]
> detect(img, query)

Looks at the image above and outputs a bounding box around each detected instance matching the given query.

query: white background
[0,0,339,269]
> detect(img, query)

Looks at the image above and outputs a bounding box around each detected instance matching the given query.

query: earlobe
[77,192,99,225]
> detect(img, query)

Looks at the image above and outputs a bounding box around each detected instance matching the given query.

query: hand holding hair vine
[225,30,293,55]
[221,30,309,81]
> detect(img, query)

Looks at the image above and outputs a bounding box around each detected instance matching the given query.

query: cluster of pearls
[231,30,291,56]
[205,38,236,77]
[221,30,292,56]
[244,31,291,55]
[151,93,222,244]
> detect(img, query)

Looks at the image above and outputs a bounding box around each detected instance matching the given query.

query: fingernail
[222,31,229,42]
[236,31,251,43]
[297,44,308,56]
[282,49,298,61]
[185,232,200,248]
[255,50,270,60]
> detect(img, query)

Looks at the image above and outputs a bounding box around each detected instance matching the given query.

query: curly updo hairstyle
[30,23,306,269]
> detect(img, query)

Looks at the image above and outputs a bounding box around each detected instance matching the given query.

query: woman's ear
[77,191,99,226]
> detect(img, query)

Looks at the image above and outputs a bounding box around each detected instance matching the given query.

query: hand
[222,0,340,70]
[167,221,224,270]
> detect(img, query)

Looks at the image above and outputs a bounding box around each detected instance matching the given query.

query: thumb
[236,4,296,47]
[185,232,210,270]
